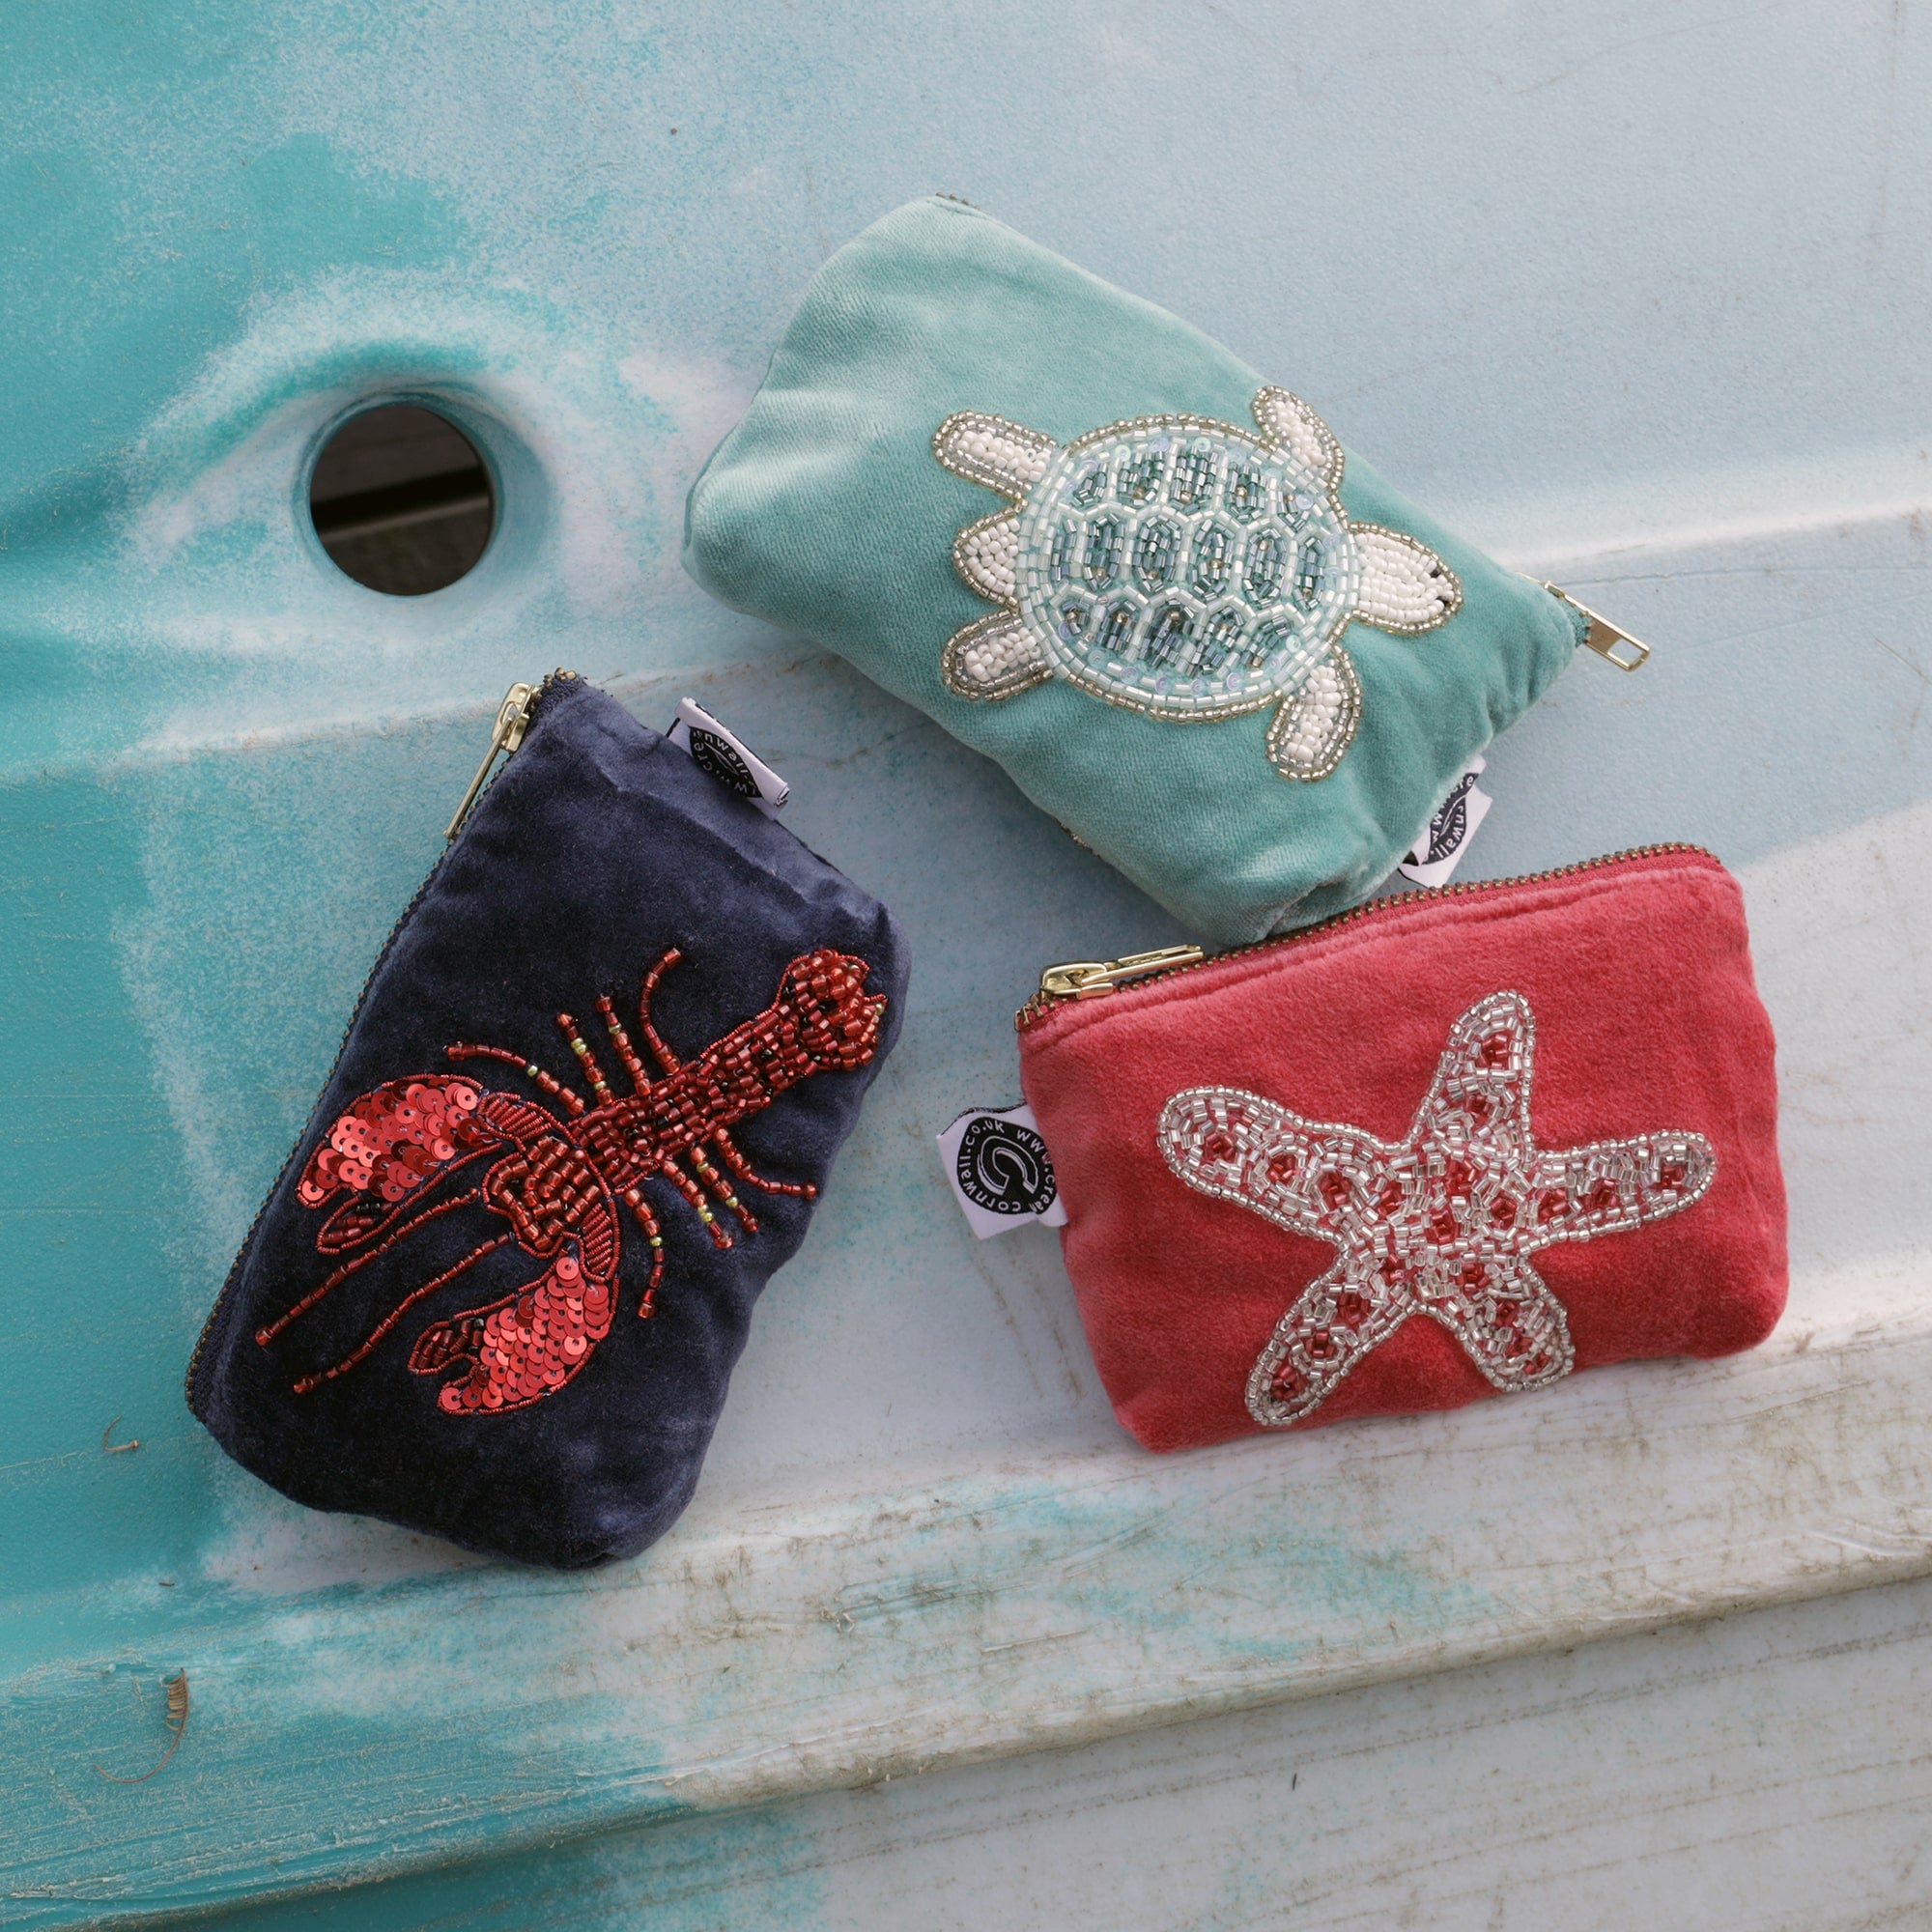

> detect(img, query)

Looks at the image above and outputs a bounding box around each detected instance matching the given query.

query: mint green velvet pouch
[684,197,1587,947]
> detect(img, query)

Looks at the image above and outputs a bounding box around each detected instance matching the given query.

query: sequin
[265,948,888,1416]
[1157,990,1718,1427]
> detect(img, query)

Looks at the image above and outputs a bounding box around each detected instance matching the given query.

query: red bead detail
[1203,1129,1237,1162]
[1161,991,1719,1431]
[270,948,886,1414]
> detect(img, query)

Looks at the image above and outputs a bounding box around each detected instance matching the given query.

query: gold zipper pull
[1038,944,1206,1001]
[1543,583,1651,672]
[445,681,537,840]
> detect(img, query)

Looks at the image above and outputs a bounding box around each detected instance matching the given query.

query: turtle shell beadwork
[933,387,1463,780]
[1015,415,1361,721]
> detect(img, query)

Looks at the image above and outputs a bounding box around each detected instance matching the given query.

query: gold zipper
[1018,842,1714,1031]
[1037,945,1208,1001]
[445,681,538,839]
[186,669,579,1409]
[1544,583,1650,671]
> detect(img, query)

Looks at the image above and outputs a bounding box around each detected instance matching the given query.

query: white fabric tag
[667,698,790,817]
[936,1103,1068,1239]
[1398,754,1492,887]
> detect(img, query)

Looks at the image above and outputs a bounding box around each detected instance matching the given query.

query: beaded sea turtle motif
[933,387,1463,780]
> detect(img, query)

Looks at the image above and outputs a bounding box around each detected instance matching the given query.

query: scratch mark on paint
[980,1629,1091,1656]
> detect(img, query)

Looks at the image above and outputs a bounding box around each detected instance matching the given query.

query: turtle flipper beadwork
[1250,385,1343,492]
[953,510,1021,602]
[1351,525,1463,635]
[1157,989,1718,1428]
[931,387,1459,779]
[1265,647,1361,781]
[933,412,1057,498]
[942,610,1052,700]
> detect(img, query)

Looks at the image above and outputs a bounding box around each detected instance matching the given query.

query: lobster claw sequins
[296,1075,486,1208]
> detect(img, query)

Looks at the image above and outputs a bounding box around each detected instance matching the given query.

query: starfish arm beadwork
[1157,990,1717,1429]
[1527,1133,1718,1243]
[1416,988,1540,1151]
[1243,1258,1418,1424]
[1409,1253,1575,1395]
[1158,1089,1387,1243]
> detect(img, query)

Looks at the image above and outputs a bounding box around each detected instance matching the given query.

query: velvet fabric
[684,196,1584,948]
[1018,850,1785,1451]
[188,678,908,1568]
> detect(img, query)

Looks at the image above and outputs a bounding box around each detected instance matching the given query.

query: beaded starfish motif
[1157,991,1716,1426]
[932,388,1461,780]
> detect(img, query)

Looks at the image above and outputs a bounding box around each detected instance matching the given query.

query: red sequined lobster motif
[259,948,887,1414]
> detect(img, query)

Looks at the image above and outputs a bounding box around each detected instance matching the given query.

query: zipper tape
[1017,843,1717,1033]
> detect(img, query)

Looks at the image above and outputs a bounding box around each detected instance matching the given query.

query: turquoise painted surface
[2,0,1930,1924]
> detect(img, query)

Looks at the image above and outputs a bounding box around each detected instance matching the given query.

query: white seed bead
[1354,526,1460,633]
[957,517,1018,600]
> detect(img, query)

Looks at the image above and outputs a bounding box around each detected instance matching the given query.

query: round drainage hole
[309,404,496,596]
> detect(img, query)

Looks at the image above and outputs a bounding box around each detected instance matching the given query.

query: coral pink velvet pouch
[1016,848,1786,1451]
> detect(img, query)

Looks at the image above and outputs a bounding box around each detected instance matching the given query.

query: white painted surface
[156,1575,1932,1930]
[497,1576,1932,1931]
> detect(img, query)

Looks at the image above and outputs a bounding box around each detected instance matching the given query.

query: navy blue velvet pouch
[187,674,908,1569]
